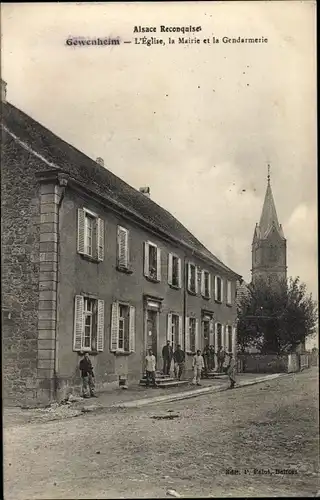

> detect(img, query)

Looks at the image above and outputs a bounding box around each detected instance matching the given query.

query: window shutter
[185,317,190,352]
[201,270,205,296]
[129,306,135,352]
[187,264,191,291]
[214,276,218,301]
[222,324,225,348]
[167,313,172,341]
[144,242,149,277]
[156,247,161,281]
[195,319,199,350]
[178,315,183,347]
[221,279,224,303]
[97,218,104,261]
[118,226,129,268]
[97,299,105,351]
[177,258,182,288]
[208,273,212,298]
[77,209,85,254]
[73,295,84,351]
[168,253,173,285]
[214,322,218,348]
[232,326,236,354]
[195,267,199,294]
[110,302,119,352]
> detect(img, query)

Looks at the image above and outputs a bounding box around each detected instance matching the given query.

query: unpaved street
[4,368,319,499]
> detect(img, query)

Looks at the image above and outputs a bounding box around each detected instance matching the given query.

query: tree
[237,277,318,354]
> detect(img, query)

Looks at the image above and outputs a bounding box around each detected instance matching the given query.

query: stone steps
[139,376,189,388]
[204,371,228,379]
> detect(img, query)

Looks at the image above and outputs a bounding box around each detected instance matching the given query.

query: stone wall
[237,353,289,373]
[1,131,42,405]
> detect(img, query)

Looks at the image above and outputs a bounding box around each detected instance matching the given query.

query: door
[146,309,158,358]
[202,320,210,349]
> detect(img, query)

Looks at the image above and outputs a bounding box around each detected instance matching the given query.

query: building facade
[251,170,287,285]
[1,81,240,405]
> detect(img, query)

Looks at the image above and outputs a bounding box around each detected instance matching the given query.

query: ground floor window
[73,295,104,352]
[110,302,135,353]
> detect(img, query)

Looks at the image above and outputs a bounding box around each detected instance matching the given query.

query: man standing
[173,344,185,380]
[192,349,204,385]
[226,352,236,389]
[203,345,210,378]
[162,340,173,375]
[79,352,97,398]
[217,346,226,373]
[145,349,157,388]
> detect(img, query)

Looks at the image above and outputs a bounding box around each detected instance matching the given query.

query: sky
[1,2,317,315]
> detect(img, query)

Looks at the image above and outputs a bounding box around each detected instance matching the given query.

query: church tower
[251,168,287,285]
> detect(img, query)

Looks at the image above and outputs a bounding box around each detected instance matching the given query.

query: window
[227,280,232,305]
[226,325,233,352]
[73,295,104,352]
[144,241,161,281]
[168,253,181,288]
[117,226,129,270]
[187,263,197,294]
[201,270,211,298]
[214,276,223,303]
[77,208,104,261]
[110,302,135,353]
[185,317,199,353]
[167,313,182,350]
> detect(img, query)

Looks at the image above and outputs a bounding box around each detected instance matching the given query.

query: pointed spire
[258,166,283,239]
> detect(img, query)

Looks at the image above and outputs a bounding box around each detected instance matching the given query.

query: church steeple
[251,166,287,285]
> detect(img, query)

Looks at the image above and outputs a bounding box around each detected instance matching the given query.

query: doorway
[146,309,158,358]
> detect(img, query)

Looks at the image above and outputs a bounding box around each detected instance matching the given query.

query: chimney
[1,79,7,103]
[96,157,104,167]
[139,187,150,198]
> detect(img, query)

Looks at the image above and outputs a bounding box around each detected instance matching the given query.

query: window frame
[73,294,104,353]
[77,207,104,262]
[201,269,211,299]
[226,280,232,306]
[168,253,182,289]
[215,275,223,303]
[110,301,136,354]
[144,241,161,282]
[187,262,197,295]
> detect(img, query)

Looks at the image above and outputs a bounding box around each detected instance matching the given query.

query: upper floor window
[117,226,130,270]
[187,263,198,294]
[201,270,211,298]
[110,301,135,353]
[144,241,161,281]
[227,280,232,305]
[77,208,104,261]
[73,295,104,352]
[215,276,223,303]
[168,253,182,288]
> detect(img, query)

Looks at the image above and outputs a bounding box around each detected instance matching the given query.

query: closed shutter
[117,226,129,268]
[167,313,172,341]
[221,279,224,303]
[77,209,85,254]
[178,315,183,347]
[208,273,212,298]
[73,295,84,351]
[195,267,199,294]
[177,258,182,288]
[156,247,161,281]
[187,263,191,291]
[214,276,218,301]
[168,253,173,285]
[195,319,199,350]
[232,326,236,354]
[144,242,149,277]
[97,218,104,261]
[201,270,205,296]
[185,317,190,352]
[97,299,105,351]
[110,302,119,352]
[129,306,135,352]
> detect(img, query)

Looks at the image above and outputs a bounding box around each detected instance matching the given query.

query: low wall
[238,352,313,374]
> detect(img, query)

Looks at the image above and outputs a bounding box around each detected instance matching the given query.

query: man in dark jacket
[217,346,226,373]
[162,340,173,375]
[79,352,97,398]
[173,344,185,380]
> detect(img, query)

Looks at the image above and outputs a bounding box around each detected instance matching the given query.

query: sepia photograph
[1,1,318,498]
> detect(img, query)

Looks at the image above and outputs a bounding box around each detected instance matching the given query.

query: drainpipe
[53,174,68,399]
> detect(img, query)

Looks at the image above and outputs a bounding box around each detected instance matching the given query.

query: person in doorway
[145,349,158,388]
[173,344,185,380]
[192,349,204,385]
[162,340,173,376]
[209,345,215,371]
[217,346,226,373]
[226,352,236,389]
[79,352,97,398]
[203,345,210,378]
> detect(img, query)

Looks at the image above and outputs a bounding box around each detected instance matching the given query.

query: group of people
[145,341,236,389]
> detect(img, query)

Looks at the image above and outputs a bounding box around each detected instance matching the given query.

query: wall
[1,131,41,405]
[238,354,288,373]
[56,186,238,397]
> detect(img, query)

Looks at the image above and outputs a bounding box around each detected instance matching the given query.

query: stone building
[1,80,240,405]
[251,169,287,285]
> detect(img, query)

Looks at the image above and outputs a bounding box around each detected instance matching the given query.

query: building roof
[255,177,285,240]
[2,100,241,278]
